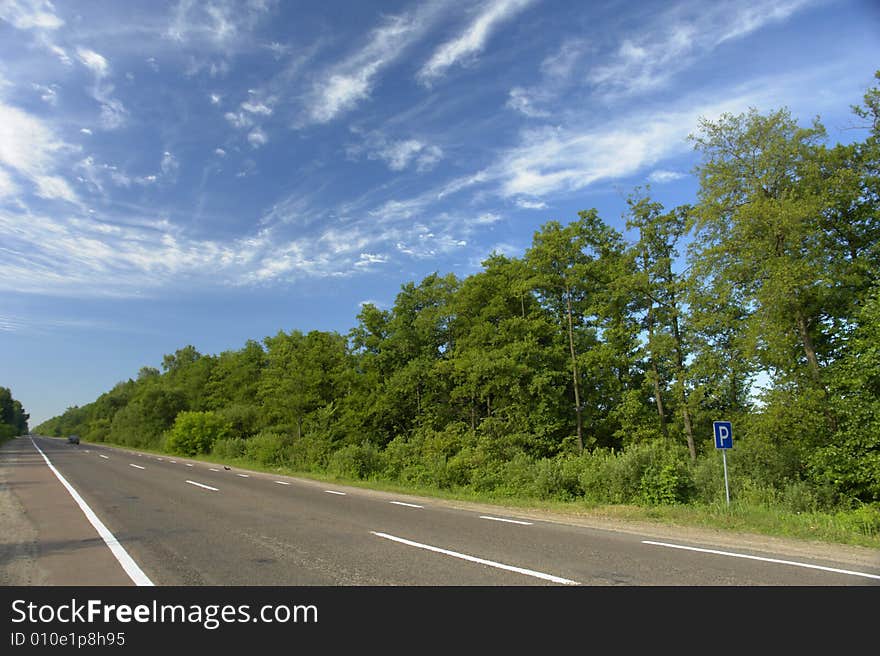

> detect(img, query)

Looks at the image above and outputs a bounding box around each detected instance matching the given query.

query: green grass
[82,437,880,550]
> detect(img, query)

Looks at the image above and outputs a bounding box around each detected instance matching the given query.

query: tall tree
[688,108,839,432]
[526,210,625,452]
[626,193,697,460]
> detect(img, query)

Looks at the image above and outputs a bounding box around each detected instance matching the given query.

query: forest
[36,74,880,531]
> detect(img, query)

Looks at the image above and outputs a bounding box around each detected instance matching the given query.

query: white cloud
[209,92,222,104]
[378,139,437,171]
[214,147,226,156]
[34,175,76,203]
[241,100,272,115]
[354,252,388,268]
[515,198,547,209]
[0,101,77,202]
[716,0,814,44]
[589,1,814,99]
[493,88,773,198]
[99,98,127,130]
[247,127,268,147]
[352,131,444,172]
[474,212,502,224]
[76,48,109,76]
[224,110,253,128]
[648,169,686,183]
[417,0,535,85]
[80,127,92,135]
[0,167,18,198]
[75,156,161,193]
[76,48,128,129]
[160,151,179,177]
[506,87,549,118]
[506,39,590,117]
[307,11,432,124]
[31,82,58,105]
[166,0,273,47]
[45,41,72,65]
[0,0,64,30]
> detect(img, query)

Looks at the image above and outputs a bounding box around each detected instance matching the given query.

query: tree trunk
[796,310,838,431]
[646,307,669,437]
[669,290,696,462]
[565,287,584,452]
[796,310,823,388]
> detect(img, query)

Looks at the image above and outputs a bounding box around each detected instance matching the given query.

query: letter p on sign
[713,421,733,449]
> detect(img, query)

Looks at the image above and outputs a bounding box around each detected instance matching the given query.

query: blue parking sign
[713,421,733,449]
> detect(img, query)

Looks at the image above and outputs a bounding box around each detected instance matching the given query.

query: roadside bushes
[243,431,290,467]
[327,442,384,480]
[166,410,230,456]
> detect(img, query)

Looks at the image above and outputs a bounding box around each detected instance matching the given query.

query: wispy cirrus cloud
[76,47,127,129]
[165,0,275,47]
[348,129,444,172]
[588,0,815,99]
[648,169,687,183]
[0,167,18,199]
[0,0,63,30]
[417,0,536,86]
[506,38,591,118]
[0,101,77,203]
[305,9,437,124]
[0,1,74,66]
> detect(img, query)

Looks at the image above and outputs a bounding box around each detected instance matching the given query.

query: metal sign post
[713,421,733,506]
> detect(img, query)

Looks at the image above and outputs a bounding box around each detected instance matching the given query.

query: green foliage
[166,411,231,456]
[327,443,384,480]
[212,437,248,460]
[0,386,29,435]
[243,431,291,467]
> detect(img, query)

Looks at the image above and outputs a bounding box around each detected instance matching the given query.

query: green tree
[626,192,698,460]
[525,210,626,452]
[259,330,348,439]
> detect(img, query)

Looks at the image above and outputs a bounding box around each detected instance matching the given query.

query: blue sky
[1,0,878,427]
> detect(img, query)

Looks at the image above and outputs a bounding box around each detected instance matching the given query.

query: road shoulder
[0,437,134,586]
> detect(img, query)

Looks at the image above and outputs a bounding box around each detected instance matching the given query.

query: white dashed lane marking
[372,532,578,585]
[186,480,219,492]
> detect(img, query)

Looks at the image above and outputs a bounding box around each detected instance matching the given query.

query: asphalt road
[3,435,879,586]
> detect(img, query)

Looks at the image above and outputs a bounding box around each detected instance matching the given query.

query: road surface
[2,436,878,586]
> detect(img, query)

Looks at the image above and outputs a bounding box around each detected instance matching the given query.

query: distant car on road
[67,435,80,444]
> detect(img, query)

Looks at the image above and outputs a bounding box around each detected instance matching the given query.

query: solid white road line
[237,474,249,478]
[372,532,578,585]
[129,464,145,470]
[209,468,220,472]
[479,515,533,526]
[274,481,290,486]
[325,490,347,495]
[642,540,880,581]
[186,480,219,492]
[99,454,109,459]
[390,501,423,508]
[29,438,154,586]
